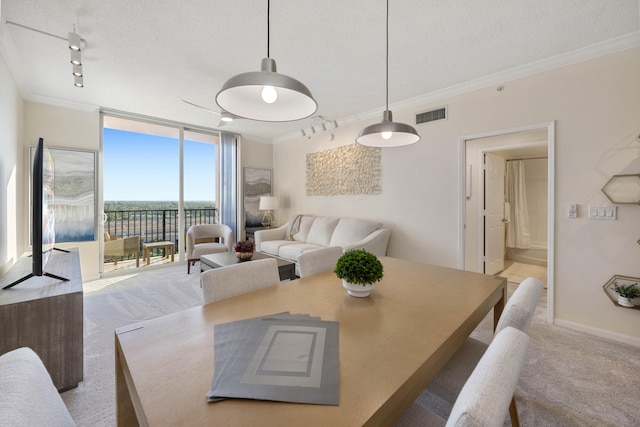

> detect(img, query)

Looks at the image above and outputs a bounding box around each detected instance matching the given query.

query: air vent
[416,106,447,124]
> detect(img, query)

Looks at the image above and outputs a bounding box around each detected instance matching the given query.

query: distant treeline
[104,201,216,211]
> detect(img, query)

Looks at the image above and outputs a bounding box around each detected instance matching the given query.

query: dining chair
[396,327,530,427]
[297,246,343,278]
[200,258,280,305]
[186,224,233,273]
[425,277,543,426]
[0,347,76,426]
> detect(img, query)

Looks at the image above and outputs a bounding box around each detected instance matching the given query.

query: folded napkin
[206,312,339,405]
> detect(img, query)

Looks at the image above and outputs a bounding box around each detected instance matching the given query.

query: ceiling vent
[416,106,447,125]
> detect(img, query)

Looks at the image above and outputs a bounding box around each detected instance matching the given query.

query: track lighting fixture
[68,31,84,88]
[216,0,317,121]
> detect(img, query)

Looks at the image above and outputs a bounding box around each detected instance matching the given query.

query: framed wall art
[31,146,97,242]
[243,167,272,227]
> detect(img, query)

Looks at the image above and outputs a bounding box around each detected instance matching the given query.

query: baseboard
[84,274,101,282]
[554,318,640,348]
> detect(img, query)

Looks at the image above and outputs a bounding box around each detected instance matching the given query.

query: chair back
[445,327,530,427]
[187,224,233,258]
[0,347,76,426]
[496,277,544,335]
[297,246,343,278]
[201,258,280,305]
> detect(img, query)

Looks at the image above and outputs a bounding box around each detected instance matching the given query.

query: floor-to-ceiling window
[101,114,220,273]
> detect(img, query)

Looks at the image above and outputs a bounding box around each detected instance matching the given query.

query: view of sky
[103,128,216,201]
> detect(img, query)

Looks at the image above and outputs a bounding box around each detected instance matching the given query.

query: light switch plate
[588,205,616,220]
[568,204,577,218]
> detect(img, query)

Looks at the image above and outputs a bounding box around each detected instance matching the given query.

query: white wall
[0,49,23,275]
[273,47,640,344]
[22,102,101,280]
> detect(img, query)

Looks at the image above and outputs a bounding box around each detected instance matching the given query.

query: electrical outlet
[568,204,577,218]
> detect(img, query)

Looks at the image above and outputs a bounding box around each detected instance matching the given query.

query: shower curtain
[506,160,531,249]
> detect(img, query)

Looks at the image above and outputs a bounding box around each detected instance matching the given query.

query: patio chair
[186,224,233,273]
[103,231,140,267]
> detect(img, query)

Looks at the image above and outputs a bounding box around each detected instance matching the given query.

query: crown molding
[273,32,640,144]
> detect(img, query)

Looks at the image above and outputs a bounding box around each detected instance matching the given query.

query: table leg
[169,245,174,262]
[115,335,139,426]
[493,279,507,331]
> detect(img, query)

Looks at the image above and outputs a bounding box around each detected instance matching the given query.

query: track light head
[68,32,81,52]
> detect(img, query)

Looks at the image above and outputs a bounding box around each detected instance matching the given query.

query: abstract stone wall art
[306,144,381,196]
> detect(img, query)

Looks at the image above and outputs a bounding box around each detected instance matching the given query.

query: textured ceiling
[1,0,639,142]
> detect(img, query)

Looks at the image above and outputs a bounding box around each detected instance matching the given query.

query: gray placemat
[207,313,339,405]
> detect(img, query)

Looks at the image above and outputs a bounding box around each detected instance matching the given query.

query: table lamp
[259,196,279,228]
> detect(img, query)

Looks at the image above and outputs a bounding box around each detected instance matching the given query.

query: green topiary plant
[613,282,640,299]
[334,249,384,285]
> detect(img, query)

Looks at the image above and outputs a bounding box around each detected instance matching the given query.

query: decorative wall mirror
[601,174,640,204]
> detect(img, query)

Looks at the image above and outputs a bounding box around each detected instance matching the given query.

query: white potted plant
[334,249,384,297]
[613,282,640,307]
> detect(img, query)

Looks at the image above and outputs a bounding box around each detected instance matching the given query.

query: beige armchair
[186,224,233,273]
[103,231,140,267]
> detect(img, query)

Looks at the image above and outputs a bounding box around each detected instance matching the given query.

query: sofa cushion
[306,217,339,246]
[261,240,298,257]
[279,243,326,261]
[291,215,316,242]
[329,218,382,247]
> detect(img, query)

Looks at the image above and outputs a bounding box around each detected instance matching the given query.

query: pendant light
[356,0,420,147]
[216,0,317,122]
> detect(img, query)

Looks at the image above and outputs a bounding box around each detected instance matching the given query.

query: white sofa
[255,215,390,276]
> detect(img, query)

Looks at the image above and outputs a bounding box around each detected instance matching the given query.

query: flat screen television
[3,138,68,289]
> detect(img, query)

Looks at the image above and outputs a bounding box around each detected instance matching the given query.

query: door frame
[458,121,555,323]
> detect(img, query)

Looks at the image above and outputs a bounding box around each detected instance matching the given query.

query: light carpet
[61,265,640,426]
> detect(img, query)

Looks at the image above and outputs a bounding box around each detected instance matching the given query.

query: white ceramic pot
[342,279,375,297]
[618,296,635,307]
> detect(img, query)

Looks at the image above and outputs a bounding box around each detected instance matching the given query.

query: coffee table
[200,251,295,281]
[142,241,175,265]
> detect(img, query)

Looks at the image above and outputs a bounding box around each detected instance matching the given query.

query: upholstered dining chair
[425,277,543,426]
[395,327,530,427]
[186,224,233,274]
[0,347,76,426]
[200,258,280,305]
[297,246,344,278]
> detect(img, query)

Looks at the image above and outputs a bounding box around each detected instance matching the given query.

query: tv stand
[0,248,83,391]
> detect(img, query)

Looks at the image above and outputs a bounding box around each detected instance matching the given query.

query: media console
[0,248,83,391]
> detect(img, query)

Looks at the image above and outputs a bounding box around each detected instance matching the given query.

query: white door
[484,153,506,275]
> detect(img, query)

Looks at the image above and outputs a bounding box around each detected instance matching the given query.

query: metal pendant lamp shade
[356,0,420,147]
[357,110,420,147]
[216,57,317,122]
[215,1,317,122]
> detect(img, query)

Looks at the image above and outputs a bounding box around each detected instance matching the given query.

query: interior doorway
[459,122,555,322]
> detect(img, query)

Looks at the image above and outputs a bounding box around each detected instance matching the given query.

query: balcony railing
[104,208,217,260]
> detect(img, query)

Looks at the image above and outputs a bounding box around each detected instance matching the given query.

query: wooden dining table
[115,256,506,426]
